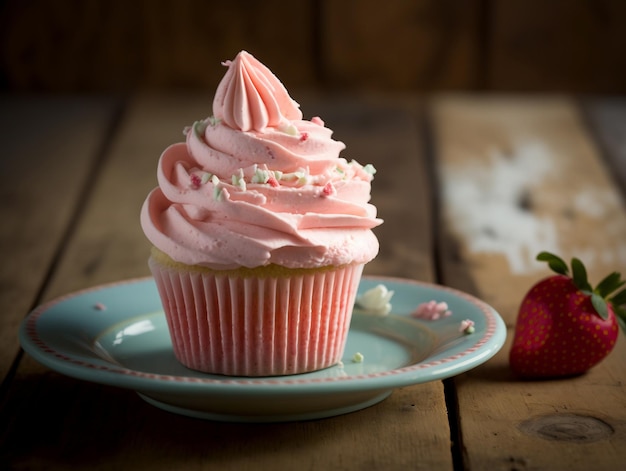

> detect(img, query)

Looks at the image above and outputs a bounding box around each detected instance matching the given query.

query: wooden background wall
[1,0,625,94]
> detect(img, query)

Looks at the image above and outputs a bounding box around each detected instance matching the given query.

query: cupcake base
[149,250,363,376]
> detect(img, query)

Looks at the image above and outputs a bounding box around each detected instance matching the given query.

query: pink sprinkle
[322,182,336,196]
[311,116,324,126]
[299,132,309,142]
[94,303,107,311]
[267,176,279,188]
[190,174,202,189]
[411,300,452,320]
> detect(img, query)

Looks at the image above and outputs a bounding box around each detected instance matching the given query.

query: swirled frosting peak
[213,50,302,132]
[141,51,381,270]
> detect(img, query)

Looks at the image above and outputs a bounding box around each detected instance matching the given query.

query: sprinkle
[208,115,221,126]
[352,352,364,363]
[282,167,311,186]
[201,172,212,184]
[232,168,246,191]
[278,122,298,136]
[190,173,202,189]
[93,303,107,311]
[183,126,191,136]
[251,166,270,184]
[412,300,452,320]
[354,284,394,315]
[363,163,377,175]
[211,175,223,201]
[267,175,279,188]
[460,319,475,334]
[311,116,324,126]
[322,182,336,197]
[213,187,223,201]
[299,132,309,142]
[193,120,208,138]
[295,169,309,185]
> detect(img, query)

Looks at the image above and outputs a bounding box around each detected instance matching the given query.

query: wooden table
[1,92,625,470]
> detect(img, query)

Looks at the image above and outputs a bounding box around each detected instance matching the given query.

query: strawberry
[510,252,626,379]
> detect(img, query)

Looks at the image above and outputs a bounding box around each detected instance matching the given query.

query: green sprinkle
[193,120,208,138]
[232,169,246,191]
[352,352,364,363]
[213,187,223,201]
[210,175,223,201]
[201,172,212,184]
[363,163,377,175]
[293,168,310,185]
[252,167,270,184]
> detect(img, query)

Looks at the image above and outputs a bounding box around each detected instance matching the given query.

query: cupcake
[140,51,381,376]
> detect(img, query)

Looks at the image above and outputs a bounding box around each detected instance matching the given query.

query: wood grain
[487,0,626,93]
[0,95,117,382]
[322,0,483,90]
[0,0,317,92]
[583,99,626,197]
[4,0,626,94]
[0,94,453,470]
[433,95,626,470]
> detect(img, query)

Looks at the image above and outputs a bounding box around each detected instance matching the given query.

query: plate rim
[19,275,507,395]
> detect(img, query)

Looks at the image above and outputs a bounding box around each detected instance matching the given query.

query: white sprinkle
[354,284,394,315]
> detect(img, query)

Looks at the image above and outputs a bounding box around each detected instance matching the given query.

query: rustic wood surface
[2,0,626,94]
[433,96,626,470]
[0,95,119,381]
[1,93,625,470]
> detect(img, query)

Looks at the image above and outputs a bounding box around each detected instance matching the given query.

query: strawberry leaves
[536,252,568,275]
[571,258,592,293]
[595,272,625,297]
[536,251,626,328]
[610,289,626,333]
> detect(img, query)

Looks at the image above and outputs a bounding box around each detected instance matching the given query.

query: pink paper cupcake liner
[149,257,363,376]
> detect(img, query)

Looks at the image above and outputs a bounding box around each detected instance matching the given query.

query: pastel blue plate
[19,276,506,422]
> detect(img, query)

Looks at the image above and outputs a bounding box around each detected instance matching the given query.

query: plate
[19,276,506,422]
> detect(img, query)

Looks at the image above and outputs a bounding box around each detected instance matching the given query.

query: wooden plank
[1,94,452,470]
[433,95,626,470]
[1,0,317,92]
[583,99,626,196]
[0,95,117,382]
[322,0,484,90]
[488,0,626,93]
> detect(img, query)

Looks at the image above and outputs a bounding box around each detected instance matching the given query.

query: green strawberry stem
[536,251,626,333]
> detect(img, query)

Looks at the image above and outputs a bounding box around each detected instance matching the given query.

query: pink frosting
[213,51,302,132]
[141,51,381,270]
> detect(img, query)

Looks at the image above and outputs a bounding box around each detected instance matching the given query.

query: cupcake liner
[149,256,363,376]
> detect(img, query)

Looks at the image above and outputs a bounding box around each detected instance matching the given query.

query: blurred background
[1,0,625,95]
